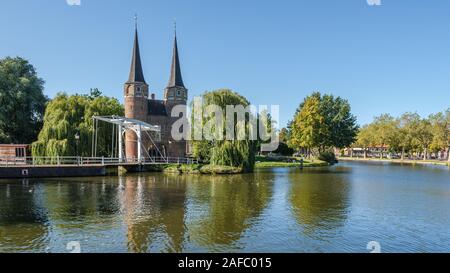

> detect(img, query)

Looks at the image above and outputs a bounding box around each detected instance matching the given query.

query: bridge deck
[0,157,197,168]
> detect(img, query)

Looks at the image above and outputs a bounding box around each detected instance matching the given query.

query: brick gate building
[124,25,188,160]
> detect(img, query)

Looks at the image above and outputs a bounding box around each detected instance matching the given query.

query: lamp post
[75,132,80,159]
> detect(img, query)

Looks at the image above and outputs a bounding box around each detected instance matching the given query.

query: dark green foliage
[274,142,295,156]
[318,151,338,164]
[0,57,48,144]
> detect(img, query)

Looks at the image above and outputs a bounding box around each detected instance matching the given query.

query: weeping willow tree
[32,90,124,158]
[191,89,258,172]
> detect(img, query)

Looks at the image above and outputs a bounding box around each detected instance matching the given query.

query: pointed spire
[128,15,146,84]
[167,24,185,88]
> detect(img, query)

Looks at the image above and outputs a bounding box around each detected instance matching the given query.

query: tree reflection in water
[121,172,274,252]
[0,180,49,252]
[43,177,121,225]
[0,173,274,253]
[186,172,274,251]
[121,174,187,253]
[289,167,351,237]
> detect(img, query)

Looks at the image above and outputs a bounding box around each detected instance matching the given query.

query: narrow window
[15,147,25,158]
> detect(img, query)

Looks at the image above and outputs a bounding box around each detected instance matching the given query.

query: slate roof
[127,29,146,84]
[167,35,185,88]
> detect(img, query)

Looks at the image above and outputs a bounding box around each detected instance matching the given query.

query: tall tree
[320,94,359,149]
[355,125,375,158]
[447,109,450,162]
[371,114,399,158]
[0,57,48,144]
[290,93,325,154]
[191,89,257,172]
[397,113,420,160]
[290,92,358,154]
[429,110,450,160]
[415,118,433,160]
[278,127,290,144]
[32,91,124,158]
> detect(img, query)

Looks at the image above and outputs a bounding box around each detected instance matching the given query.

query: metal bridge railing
[140,157,198,165]
[0,156,197,167]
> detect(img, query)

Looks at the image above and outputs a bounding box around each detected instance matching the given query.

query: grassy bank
[161,164,243,175]
[255,161,328,168]
[144,156,330,175]
[255,156,329,169]
[338,157,450,166]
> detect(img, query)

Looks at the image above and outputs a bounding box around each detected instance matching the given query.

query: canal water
[0,161,449,253]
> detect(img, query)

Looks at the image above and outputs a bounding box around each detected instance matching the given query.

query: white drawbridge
[92,116,164,163]
[0,116,197,168]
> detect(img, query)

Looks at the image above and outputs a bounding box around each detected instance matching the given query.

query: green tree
[429,110,450,161]
[290,92,358,155]
[356,111,450,161]
[397,113,433,160]
[278,127,290,144]
[275,127,294,156]
[0,57,48,144]
[88,88,102,99]
[290,93,324,154]
[355,124,376,158]
[32,92,124,158]
[320,94,359,149]
[191,89,257,172]
[396,113,420,160]
[370,114,400,158]
[415,118,433,160]
[447,109,450,162]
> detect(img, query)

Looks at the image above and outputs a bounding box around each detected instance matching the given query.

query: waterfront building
[0,144,28,164]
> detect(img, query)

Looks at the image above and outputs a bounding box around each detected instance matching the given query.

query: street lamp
[75,132,80,158]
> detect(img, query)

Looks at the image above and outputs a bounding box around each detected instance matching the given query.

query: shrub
[274,142,294,156]
[318,151,338,164]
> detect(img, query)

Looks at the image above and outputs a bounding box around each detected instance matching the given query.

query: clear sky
[1,0,449,127]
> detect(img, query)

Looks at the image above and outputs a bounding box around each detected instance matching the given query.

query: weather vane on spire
[134,13,138,29]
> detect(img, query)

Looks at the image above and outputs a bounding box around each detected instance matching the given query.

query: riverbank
[254,156,329,169]
[0,158,330,179]
[338,157,450,166]
[0,160,327,179]
[255,160,328,168]
[151,164,243,175]
[157,159,330,175]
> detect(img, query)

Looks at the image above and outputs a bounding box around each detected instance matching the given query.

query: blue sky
[1,0,449,127]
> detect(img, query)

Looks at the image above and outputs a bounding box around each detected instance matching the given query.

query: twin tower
[124,25,188,160]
